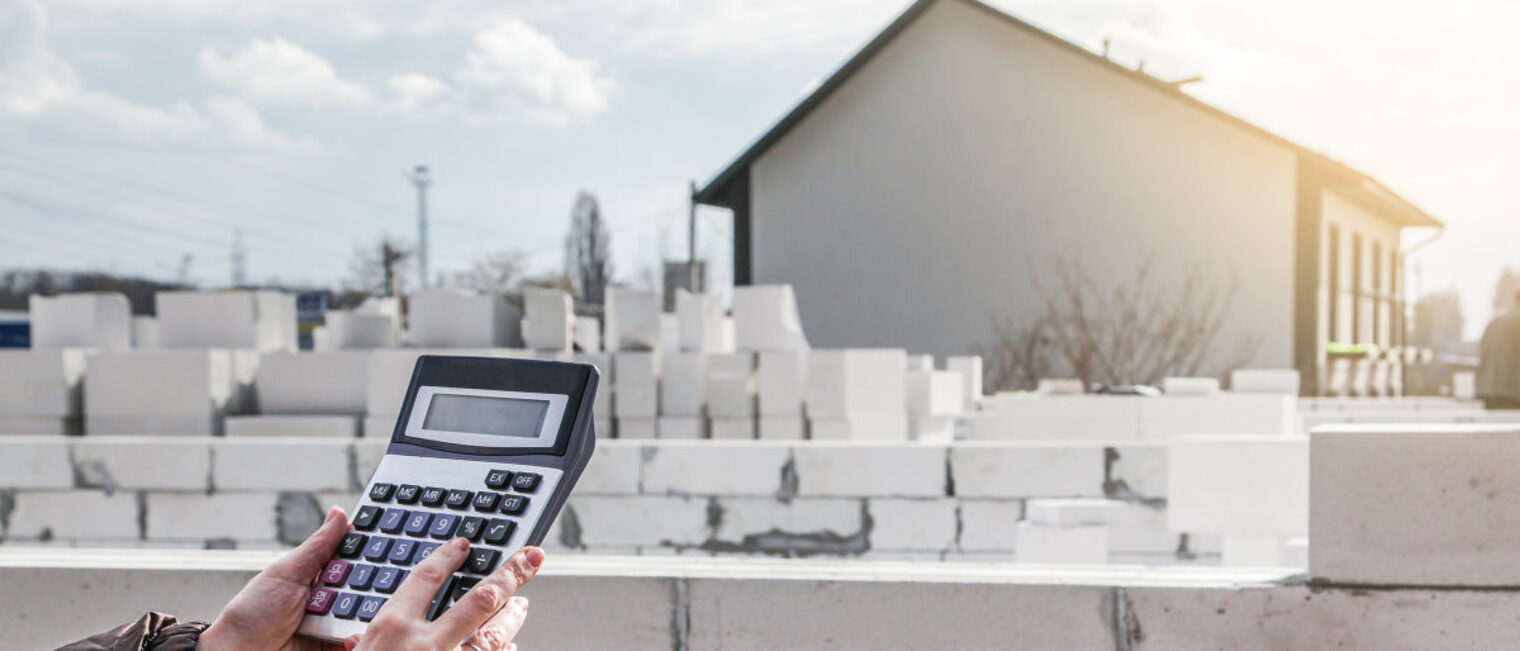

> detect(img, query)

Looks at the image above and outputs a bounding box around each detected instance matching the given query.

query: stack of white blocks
[84,350,248,436]
[758,351,808,440]
[29,293,131,351]
[521,288,574,353]
[227,351,370,437]
[0,349,87,435]
[707,353,756,439]
[157,291,297,352]
[407,289,517,348]
[605,289,662,352]
[1167,435,1308,566]
[806,349,908,441]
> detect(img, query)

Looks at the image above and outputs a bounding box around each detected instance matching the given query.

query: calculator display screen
[421,394,550,438]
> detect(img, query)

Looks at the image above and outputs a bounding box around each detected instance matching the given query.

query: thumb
[265,506,349,584]
[343,634,362,650]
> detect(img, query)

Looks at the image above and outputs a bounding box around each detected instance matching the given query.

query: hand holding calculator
[297,355,598,643]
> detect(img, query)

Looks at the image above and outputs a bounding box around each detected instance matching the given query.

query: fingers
[384,537,471,617]
[433,547,544,645]
[343,634,361,650]
[263,506,349,585]
[468,596,529,651]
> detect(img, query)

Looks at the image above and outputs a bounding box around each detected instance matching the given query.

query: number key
[368,483,396,502]
[403,512,433,537]
[357,596,386,622]
[372,567,405,594]
[362,537,393,563]
[444,489,473,510]
[428,514,460,539]
[332,592,361,620]
[378,509,407,534]
[485,469,512,489]
[420,487,447,507]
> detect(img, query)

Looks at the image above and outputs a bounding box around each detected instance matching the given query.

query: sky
[1,0,1516,337]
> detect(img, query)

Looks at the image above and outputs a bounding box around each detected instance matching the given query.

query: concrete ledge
[10,549,1519,649]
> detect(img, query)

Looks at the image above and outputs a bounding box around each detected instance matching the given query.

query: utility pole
[231,229,246,288]
[406,165,432,289]
[687,180,698,293]
[381,241,405,298]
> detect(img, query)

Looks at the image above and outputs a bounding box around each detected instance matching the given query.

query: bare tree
[343,236,411,298]
[565,191,613,305]
[451,250,528,294]
[983,254,1260,390]
[1412,288,1465,352]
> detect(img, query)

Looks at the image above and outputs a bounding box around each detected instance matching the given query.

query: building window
[1352,232,1363,344]
[1328,224,1340,343]
[1372,240,1383,346]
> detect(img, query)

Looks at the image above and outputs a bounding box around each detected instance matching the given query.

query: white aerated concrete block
[407,289,515,347]
[907,370,962,417]
[757,351,806,417]
[711,497,864,543]
[354,439,387,479]
[29,293,131,351]
[1311,424,1520,586]
[1231,369,1300,394]
[0,349,86,417]
[1162,377,1219,396]
[945,355,983,408]
[731,285,809,351]
[575,442,642,494]
[957,500,1024,551]
[808,418,852,441]
[85,350,237,419]
[132,316,159,349]
[709,418,755,440]
[706,353,756,418]
[522,288,574,352]
[157,291,296,352]
[146,493,279,541]
[617,417,657,439]
[71,439,210,490]
[225,415,359,438]
[758,417,806,441]
[1024,498,1174,554]
[0,438,73,488]
[0,416,80,436]
[676,290,728,352]
[659,352,706,416]
[1221,535,1291,567]
[8,492,140,539]
[970,395,1139,441]
[950,443,1105,498]
[656,416,706,440]
[324,311,399,349]
[911,417,955,442]
[363,417,395,439]
[1014,521,1108,564]
[794,444,945,497]
[870,498,958,551]
[565,496,709,547]
[85,416,219,437]
[605,289,662,352]
[1167,435,1307,537]
[256,351,368,415]
[1138,395,1296,440]
[642,443,789,495]
[1107,443,1168,500]
[213,440,353,491]
[907,355,934,371]
[573,317,601,353]
[806,349,907,441]
[613,352,658,418]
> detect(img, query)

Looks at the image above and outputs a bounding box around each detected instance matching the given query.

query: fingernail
[453,537,470,551]
[512,596,529,609]
[325,506,340,523]
[525,547,545,569]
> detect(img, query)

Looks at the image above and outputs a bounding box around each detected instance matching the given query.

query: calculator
[297,355,598,643]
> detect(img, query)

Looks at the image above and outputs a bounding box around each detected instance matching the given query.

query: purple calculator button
[403,511,433,537]
[357,596,386,622]
[331,592,361,619]
[428,514,459,539]
[320,560,352,586]
[414,542,441,563]
[362,537,393,562]
[378,509,407,534]
[388,539,417,565]
[304,588,337,615]
[373,567,404,593]
[348,564,377,590]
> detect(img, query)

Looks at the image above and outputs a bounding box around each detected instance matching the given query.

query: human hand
[198,506,352,651]
[346,539,544,651]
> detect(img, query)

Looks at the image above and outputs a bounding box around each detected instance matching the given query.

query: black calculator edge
[525,366,598,546]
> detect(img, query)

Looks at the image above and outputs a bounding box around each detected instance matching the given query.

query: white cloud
[198,37,370,106]
[388,73,448,112]
[0,1,311,149]
[454,19,615,123]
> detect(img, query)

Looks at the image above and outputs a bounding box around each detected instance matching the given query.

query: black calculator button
[482,518,515,546]
[484,469,512,490]
[444,489,473,510]
[511,473,541,492]
[472,492,501,512]
[369,483,396,502]
[457,517,486,542]
[426,575,459,621]
[464,547,501,574]
[420,487,446,507]
[353,506,382,531]
[395,484,422,504]
[498,495,528,516]
[338,532,368,558]
[452,576,481,601]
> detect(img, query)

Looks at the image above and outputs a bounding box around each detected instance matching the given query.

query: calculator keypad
[300,456,562,641]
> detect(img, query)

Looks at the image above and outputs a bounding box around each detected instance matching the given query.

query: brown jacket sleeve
[55,612,209,651]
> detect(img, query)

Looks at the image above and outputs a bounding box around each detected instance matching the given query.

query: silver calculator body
[298,355,598,643]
